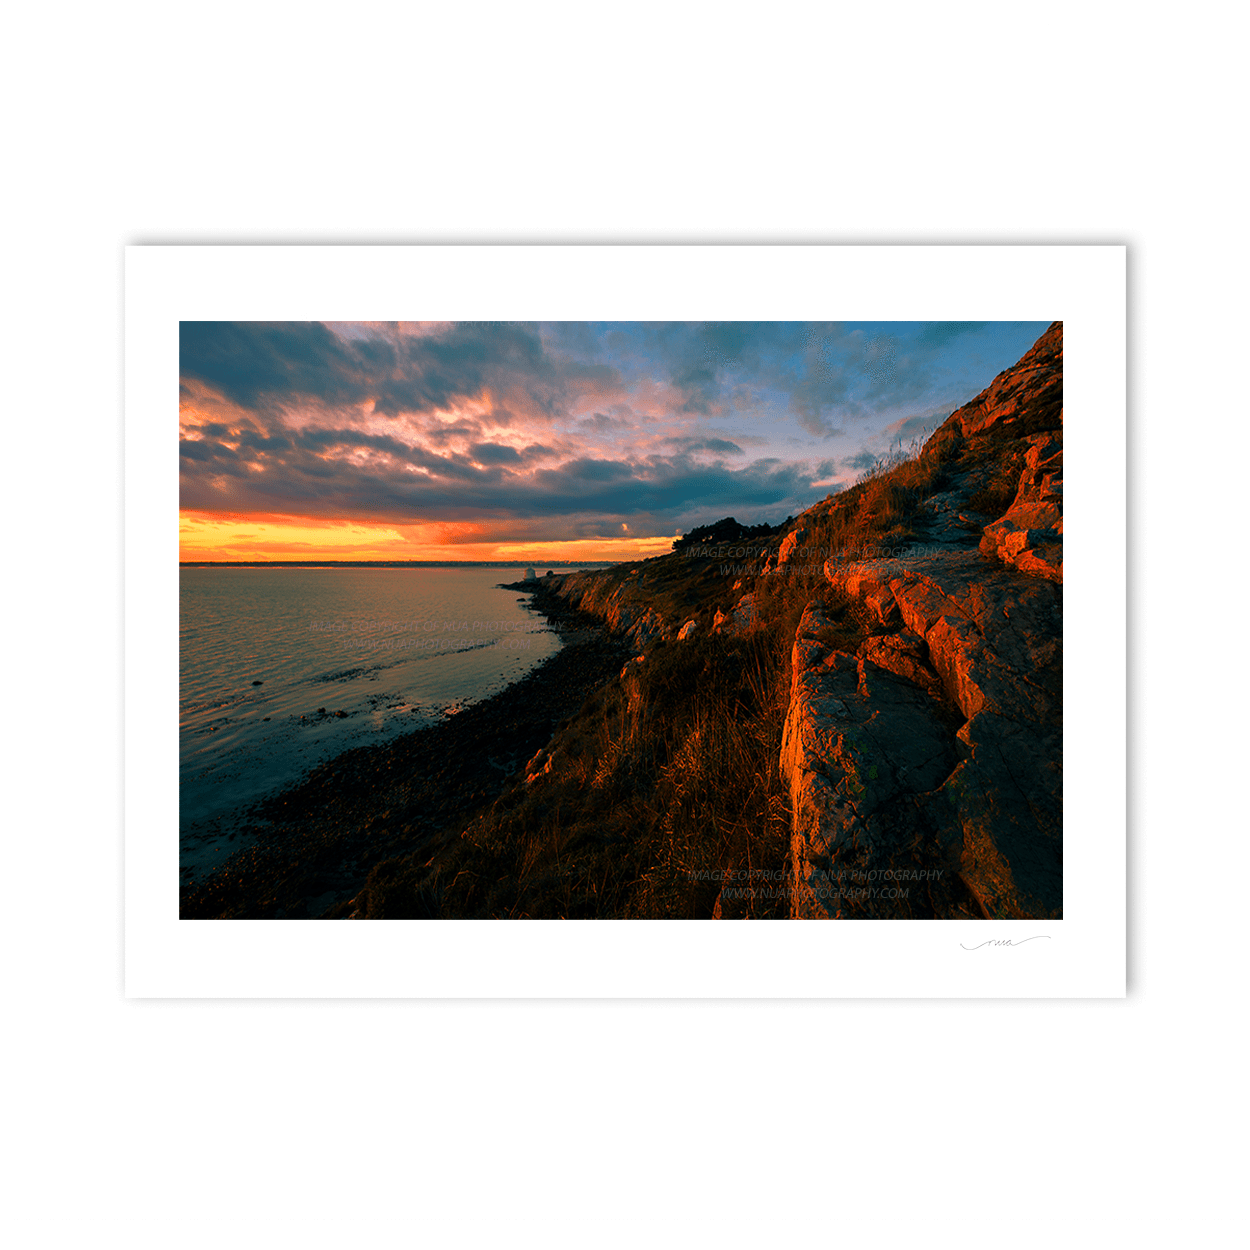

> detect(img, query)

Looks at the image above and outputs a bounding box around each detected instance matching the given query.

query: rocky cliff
[548,537,777,649]
[522,323,1063,920]
[782,322,1062,919]
[550,567,673,649]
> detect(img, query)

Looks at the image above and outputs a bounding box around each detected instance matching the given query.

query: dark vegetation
[671,515,789,554]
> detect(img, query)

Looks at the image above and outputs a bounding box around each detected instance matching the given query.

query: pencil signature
[960,936,1051,950]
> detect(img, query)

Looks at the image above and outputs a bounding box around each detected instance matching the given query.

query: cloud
[663,436,744,455]
[579,411,635,433]
[179,418,817,535]
[844,450,880,473]
[557,458,635,483]
[179,320,1054,545]
[879,412,942,445]
[470,442,522,465]
[180,322,367,411]
[520,443,557,460]
[180,320,625,425]
[425,421,482,445]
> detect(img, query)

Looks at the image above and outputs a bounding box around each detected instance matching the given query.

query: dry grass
[790,430,957,575]
[372,583,849,919]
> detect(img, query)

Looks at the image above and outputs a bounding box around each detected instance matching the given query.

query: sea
[179,563,613,881]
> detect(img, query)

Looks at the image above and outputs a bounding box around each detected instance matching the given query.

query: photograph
[178,318,1063,922]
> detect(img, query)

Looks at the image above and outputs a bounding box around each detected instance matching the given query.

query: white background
[6,3,1243,1248]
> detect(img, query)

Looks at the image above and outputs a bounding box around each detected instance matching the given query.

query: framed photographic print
[125,245,1125,997]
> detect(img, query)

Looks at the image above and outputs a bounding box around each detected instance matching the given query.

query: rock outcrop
[783,322,1063,919]
[980,431,1063,581]
[551,571,672,648]
[781,601,962,917]
[712,593,756,636]
[953,322,1063,439]
[773,526,807,572]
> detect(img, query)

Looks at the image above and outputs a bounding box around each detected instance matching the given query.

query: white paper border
[125,245,1125,997]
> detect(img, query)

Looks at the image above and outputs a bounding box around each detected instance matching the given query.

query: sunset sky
[179,320,1050,562]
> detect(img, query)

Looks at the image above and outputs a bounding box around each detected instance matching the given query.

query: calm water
[180,565,610,880]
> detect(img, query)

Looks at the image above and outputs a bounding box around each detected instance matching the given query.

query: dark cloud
[180,439,231,463]
[180,321,622,423]
[663,436,744,455]
[470,442,522,465]
[691,438,744,455]
[180,417,818,531]
[579,411,634,433]
[425,421,482,445]
[237,430,293,453]
[559,458,635,483]
[180,322,367,411]
[844,450,880,472]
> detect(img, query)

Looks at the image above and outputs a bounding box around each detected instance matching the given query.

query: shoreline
[180,582,628,919]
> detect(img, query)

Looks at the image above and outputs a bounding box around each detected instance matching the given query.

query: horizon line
[179,558,625,567]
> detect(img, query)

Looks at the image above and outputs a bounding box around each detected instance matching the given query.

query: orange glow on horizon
[179,511,677,564]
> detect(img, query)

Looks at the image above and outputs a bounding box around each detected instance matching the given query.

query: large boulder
[804,548,1063,918]
[781,602,963,918]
